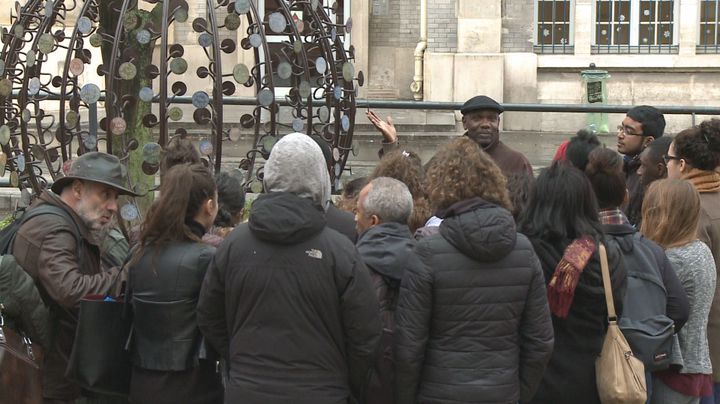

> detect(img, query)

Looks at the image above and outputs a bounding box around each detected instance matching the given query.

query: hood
[249,192,326,244]
[439,198,517,262]
[263,132,331,211]
[356,222,414,282]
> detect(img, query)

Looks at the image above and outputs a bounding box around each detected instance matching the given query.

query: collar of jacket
[356,222,413,282]
[248,191,326,244]
[436,197,488,219]
[40,190,94,244]
[683,167,720,193]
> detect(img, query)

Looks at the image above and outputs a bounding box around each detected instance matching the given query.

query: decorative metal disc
[9,172,18,188]
[65,110,78,127]
[77,16,92,35]
[293,40,302,53]
[249,34,262,48]
[0,60,4,75]
[80,83,101,104]
[27,52,36,67]
[13,25,24,38]
[0,79,11,97]
[119,62,137,80]
[0,152,6,177]
[257,88,274,106]
[21,109,32,123]
[69,58,84,76]
[342,62,354,81]
[16,154,26,172]
[233,63,249,83]
[198,33,213,48]
[120,203,139,221]
[268,13,286,33]
[234,0,251,14]
[139,87,154,102]
[192,91,210,109]
[45,0,53,17]
[334,163,341,177]
[341,115,350,131]
[240,113,255,128]
[83,134,97,149]
[38,33,54,54]
[250,181,263,193]
[225,14,241,31]
[292,118,304,132]
[199,138,213,155]
[168,106,183,121]
[27,78,41,96]
[262,136,276,152]
[174,8,188,23]
[229,128,241,141]
[0,125,10,145]
[318,106,330,122]
[277,62,292,79]
[298,81,311,98]
[89,33,102,47]
[110,117,127,135]
[142,142,161,164]
[170,58,188,74]
[333,85,342,100]
[136,29,151,45]
[315,57,326,74]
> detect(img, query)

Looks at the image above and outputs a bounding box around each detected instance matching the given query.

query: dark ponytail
[675,118,720,171]
[585,147,626,209]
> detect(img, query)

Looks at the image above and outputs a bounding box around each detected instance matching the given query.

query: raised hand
[366,110,397,143]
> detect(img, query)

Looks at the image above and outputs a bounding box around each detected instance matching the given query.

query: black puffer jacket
[394,198,554,404]
[197,192,382,404]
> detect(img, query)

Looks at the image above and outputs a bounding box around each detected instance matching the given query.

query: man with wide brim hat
[11,151,134,403]
[367,95,533,177]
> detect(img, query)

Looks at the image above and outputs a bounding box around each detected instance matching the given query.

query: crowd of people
[1,94,720,404]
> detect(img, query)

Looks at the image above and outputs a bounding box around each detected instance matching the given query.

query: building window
[534,0,574,54]
[698,0,720,53]
[593,0,678,54]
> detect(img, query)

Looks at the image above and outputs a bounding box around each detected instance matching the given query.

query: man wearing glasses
[617,105,666,227]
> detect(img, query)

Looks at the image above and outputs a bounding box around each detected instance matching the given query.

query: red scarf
[547,236,597,318]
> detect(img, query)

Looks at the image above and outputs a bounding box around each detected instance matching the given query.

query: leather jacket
[129,233,215,371]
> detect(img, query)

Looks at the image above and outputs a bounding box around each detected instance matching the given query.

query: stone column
[351,0,370,98]
[574,0,593,56]
[678,0,698,56]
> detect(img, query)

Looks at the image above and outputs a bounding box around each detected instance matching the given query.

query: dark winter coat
[526,236,627,404]
[327,203,358,243]
[356,221,422,404]
[394,198,554,404]
[129,221,222,404]
[623,155,643,227]
[0,254,50,349]
[197,192,382,404]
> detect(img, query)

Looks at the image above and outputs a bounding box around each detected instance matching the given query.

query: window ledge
[534,45,575,54]
[591,45,679,54]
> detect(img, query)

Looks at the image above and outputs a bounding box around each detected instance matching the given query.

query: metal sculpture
[0,0,360,220]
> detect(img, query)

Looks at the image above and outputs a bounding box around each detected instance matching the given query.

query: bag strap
[598,243,617,322]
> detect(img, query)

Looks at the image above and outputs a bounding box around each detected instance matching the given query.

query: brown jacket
[697,190,720,382]
[11,191,121,400]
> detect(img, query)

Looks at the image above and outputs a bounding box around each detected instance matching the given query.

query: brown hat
[51,152,140,196]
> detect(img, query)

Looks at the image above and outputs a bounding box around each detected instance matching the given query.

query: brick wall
[427,0,457,53]
[502,0,534,53]
[369,0,421,47]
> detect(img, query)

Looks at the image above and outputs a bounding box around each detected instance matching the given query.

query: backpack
[613,232,675,371]
[0,204,81,255]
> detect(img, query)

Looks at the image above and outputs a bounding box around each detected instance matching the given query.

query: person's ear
[461,115,467,130]
[370,214,381,227]
[642,136,655,149]
[657,162,668,179]
[679,158,690,174]
[71,180,84,198]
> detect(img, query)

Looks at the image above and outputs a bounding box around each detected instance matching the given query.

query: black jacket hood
[439,198,517,262]
[356,222,414,282]
[249,192,326,244]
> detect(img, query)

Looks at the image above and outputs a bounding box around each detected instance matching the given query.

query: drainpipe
[410,0,427,101]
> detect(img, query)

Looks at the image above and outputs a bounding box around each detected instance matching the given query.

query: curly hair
[674,118,720,171]
[425,138,511,211]
[370,149,432,231]
[335,177,368,213]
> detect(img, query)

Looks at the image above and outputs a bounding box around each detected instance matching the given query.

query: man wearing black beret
[368,95,533,177]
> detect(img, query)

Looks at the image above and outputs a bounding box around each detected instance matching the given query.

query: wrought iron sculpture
[0,0,360,220]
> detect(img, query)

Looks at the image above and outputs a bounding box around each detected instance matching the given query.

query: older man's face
[462,110,500,148]
[74,181,119,238]
[354,183,374,235]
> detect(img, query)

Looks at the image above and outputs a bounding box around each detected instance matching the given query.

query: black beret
[460,95,504,115]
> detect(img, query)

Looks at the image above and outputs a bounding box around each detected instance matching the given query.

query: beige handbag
[595,243,647,404]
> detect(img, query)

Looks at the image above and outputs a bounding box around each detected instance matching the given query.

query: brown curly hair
[425,138,511,211]
[370,149,432,232]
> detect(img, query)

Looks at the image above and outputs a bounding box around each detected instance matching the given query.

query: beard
[75,199,114,245]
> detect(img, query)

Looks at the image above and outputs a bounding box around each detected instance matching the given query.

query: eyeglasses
[617,125,642,136]
[663,154,681,164]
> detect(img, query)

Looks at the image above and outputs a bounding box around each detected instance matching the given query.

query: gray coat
[666,240,717,374]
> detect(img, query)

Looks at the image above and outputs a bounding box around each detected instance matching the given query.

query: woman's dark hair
[585,147,626,209]
[674,118,720,171]
[214,171,245,227]
[519,162,603,242]
[336,176,368,212]
[566,129,601,171]
[140,163,216,245]
[506,172,536,221]
[160,136,201,176]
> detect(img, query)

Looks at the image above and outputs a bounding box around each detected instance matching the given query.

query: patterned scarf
[683,168,720,193]
[547,236,597,318]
